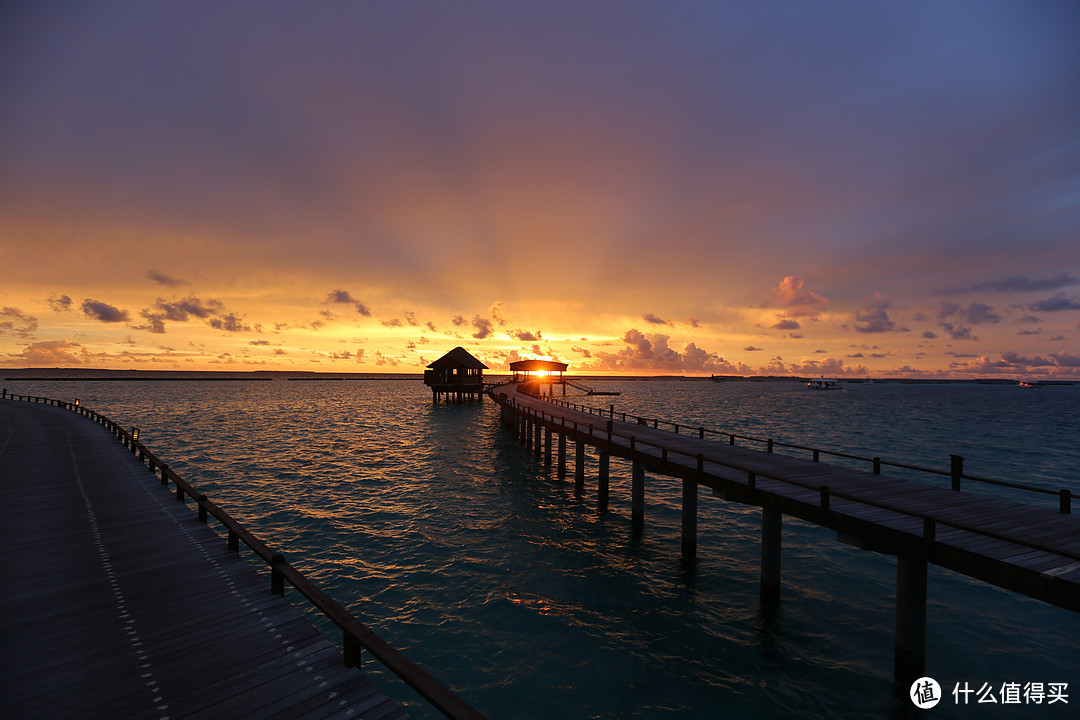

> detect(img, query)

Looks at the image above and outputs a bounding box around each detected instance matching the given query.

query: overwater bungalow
[424,347,487,401]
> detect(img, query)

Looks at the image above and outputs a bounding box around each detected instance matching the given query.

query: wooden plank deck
[497,385,1080,612]
[0,398,409,719]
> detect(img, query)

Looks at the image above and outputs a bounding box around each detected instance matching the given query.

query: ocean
[8,376,1079,719]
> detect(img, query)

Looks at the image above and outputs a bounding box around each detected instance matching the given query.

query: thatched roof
[427,346,488,370]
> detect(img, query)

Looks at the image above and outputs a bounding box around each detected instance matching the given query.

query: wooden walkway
[493,384,1080,686]
[0,398,409,719]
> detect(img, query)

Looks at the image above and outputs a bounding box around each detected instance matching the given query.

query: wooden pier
[0,395,484,719]
[490,383,1080,691]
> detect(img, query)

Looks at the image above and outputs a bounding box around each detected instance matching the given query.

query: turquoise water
[9,378,1079,718]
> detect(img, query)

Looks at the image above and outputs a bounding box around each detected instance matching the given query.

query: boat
[1017,380,1045,388]
[807,377,842,390]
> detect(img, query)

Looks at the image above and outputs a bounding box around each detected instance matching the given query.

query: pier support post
[682,455,702,558]
[894,554,928,691]
[598,450,610,511]
[575,440,586,495]
[558,433,567,478]
[631,443,645,535]
[534,421,542,458]
[760,503,782,608]
[544,428,552,466]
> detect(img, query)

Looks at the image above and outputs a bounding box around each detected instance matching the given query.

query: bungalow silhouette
[424,347,488,401]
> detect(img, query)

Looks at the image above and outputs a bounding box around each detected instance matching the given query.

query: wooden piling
[682,455,701,558]
[598,449,610,511]
[894,554,928,689]
[631,438,644,534]
[488,382,1080,698]
[558,432,567,478]
[761,504,782,607]
[574,439,586,494]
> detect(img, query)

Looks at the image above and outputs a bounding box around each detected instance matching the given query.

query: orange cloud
[770,276,829,317]
[21,339,83,365]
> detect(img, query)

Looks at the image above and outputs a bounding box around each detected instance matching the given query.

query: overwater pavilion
[424,346,488,401]
[509,358,569,396]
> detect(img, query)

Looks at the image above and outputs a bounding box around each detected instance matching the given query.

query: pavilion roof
[427,347,488,370]
[509,359,569,373]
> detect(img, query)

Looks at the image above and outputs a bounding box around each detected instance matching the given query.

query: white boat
[807,377,842,389]
[1017,380,1045,388]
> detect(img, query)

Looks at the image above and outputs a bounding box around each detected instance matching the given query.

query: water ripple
[11,378,1080,719]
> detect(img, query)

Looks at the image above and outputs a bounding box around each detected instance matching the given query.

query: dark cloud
[324,289,371,316]
[944,273,1080,294]
[1,307,38,337]
[643,313,670,325]
[509,329,543,342]
[208,313,250,333]
[471,316,493,339]
[157,296,221,321]
[773,319,800,330]
[941,323,976,341]
[81,299,130,323]
[939,301,1002,325]
[47,295,73,312]
[138,296,246,334]
[1052,351,1080,367]
[326,289,355,304]
[148,269,187,286]
[853,296,905,333]
[1029,293,1080,312]
[622,329,655,359]
[1001,351,1052,367]
[373,351,399,367]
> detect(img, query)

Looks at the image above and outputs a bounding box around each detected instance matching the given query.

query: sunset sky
[2,2,1079,377]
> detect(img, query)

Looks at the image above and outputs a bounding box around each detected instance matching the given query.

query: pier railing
[493,393,1080,564]
[2,391,485,720]
[532,393,1072,513]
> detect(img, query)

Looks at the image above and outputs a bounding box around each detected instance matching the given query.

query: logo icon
[911,677,941,709]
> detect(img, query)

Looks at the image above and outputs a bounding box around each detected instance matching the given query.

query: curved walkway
[0,399,408,719]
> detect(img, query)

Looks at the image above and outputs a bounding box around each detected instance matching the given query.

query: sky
[2,1,1079,378]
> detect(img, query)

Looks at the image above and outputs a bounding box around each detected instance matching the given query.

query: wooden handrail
[2,390,486,720]
[498,392,1080,562]
[535,392,1067,502]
